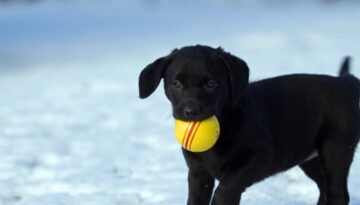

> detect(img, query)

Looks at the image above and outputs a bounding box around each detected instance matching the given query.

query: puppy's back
[244,74,360,171]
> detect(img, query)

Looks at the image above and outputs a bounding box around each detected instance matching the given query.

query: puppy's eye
[172,80,183,89]
[205,80,218,91]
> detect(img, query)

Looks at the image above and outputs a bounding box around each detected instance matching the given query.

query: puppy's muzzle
[175,100,215,121]
[176,100,205,121]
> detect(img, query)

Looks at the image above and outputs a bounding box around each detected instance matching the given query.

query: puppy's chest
[189,150,229,179]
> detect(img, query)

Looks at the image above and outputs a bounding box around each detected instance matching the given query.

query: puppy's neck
[218,99,244,129]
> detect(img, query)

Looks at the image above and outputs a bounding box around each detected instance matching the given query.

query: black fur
[139,45,360,205]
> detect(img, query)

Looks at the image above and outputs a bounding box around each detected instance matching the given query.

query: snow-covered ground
[0,1,360,204]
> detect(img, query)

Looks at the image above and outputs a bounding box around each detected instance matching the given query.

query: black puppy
[138,45,360,205]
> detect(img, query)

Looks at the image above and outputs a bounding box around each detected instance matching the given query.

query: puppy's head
[139,45,249,121]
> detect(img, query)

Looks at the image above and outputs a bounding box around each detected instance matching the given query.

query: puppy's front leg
[187,169,215,205]
[211,150,271,205]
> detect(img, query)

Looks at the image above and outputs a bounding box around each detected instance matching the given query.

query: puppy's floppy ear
[138,51,175,99]
[218,48,249,107]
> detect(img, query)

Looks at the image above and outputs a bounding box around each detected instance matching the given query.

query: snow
[0,0,360,204]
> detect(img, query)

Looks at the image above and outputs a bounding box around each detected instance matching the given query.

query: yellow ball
[174,116,220,152]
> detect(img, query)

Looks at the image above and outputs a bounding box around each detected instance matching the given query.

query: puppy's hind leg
[318,137,356,205]
[300,157,326,205]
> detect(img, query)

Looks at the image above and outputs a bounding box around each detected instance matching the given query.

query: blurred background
[0,0,360,205]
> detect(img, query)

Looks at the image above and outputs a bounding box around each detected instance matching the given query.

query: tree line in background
[0,0,42,5]
[0,0,356,7]
[0,0,353,3]
[0,0,41,3]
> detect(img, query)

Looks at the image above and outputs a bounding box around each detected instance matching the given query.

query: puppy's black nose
[183,107,198,117]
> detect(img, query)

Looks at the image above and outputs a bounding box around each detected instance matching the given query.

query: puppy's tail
[339,56,360,96]
[339,56,351,77]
